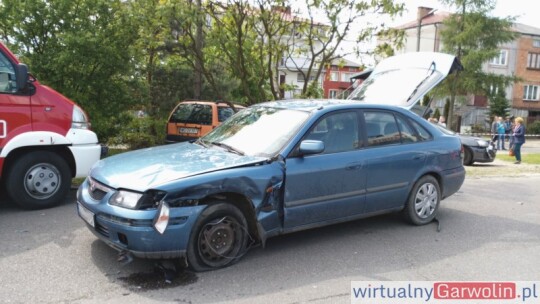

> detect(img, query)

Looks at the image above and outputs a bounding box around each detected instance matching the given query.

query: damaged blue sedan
[77,52,466,271]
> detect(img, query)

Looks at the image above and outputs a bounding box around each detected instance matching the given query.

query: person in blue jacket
[496,117,506,150]
[512,117,526,164]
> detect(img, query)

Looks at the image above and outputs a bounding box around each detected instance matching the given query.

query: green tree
[438,0,517,130]
[205,0,270,105]
[488,88,510,118]
[167,0,248,104]
[0,0,139,140]
[433,108,441,119]
[443,99,450,120]
[287,0,404,96]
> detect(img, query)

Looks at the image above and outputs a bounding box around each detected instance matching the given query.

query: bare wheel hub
[199,217,238,262]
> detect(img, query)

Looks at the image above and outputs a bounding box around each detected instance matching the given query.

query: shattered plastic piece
[117,250,134,265]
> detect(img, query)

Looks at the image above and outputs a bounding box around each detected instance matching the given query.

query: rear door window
[217,106,235,122]
[170,104,212,125]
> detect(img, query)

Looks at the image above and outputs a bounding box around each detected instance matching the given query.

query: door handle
[346,162,363,170]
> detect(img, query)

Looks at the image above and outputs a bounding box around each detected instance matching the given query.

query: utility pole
[416,7,436,52]
[194,0,203,99]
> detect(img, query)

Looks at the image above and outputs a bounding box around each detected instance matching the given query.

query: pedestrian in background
[438,116,447,128]
[496,117,506,150]
[508,116,516,150]
[512,117,526,164]
[491,116,499,145]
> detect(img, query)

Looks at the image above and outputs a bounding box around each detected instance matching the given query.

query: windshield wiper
[209,141,245,156]
[195,138,209,148]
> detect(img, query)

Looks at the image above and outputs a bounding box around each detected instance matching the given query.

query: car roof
[178,100,244,107]
[253,99,412,114]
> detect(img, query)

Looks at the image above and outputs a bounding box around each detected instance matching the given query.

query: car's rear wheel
[403,175,440,225]
[186,202,248,272]
[463,147,474,166]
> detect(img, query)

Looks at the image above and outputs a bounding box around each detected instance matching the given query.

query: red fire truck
[0,42,103,209]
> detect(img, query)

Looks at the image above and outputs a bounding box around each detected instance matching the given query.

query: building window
[489,85,499,95]
[329,89,340,98]
[297,73,305,82]
[527,52,540,69]
[340,72,354,82]
[329,71,339,82]
[490,49,508,66]
[533,40,540,48]
[523,85,539,101]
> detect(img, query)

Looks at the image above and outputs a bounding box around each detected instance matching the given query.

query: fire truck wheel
[6,151,71,209]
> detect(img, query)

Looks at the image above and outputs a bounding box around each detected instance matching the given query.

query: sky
[391,0,540,28]
[341,0,540,65]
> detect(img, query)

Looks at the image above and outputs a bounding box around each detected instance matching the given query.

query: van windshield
[170,104,212,125]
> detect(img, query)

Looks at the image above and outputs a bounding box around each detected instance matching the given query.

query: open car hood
[348,52,462,116]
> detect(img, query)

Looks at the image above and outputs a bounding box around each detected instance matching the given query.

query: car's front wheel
[463,147,474,166]
[186,202,248,272]
[403,175,440,225]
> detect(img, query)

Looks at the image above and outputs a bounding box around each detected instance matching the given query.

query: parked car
[435,124,496,165]
[166,100,244,143]
[77,52,465,271]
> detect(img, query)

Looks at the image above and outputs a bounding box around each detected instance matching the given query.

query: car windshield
[201,106,309,157]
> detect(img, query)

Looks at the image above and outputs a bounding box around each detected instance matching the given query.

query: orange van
[166,100,244,142]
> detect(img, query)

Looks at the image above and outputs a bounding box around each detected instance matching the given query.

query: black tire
[403,175,440,225]
[463,148,474,166]
[186,202,248,272]
[6,151,71,210]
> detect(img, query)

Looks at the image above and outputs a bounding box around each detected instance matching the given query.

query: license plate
[78,203,95,227]
[179,127,198,134]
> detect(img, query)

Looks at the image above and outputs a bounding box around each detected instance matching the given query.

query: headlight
[72,105,91,129]
[476,139,489,147]
[109,190,143,209]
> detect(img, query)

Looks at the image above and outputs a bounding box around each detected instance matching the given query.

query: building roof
[396,9,540,37]
[329,57,362,68]
[512,23,540,36]
[395,11,451,30]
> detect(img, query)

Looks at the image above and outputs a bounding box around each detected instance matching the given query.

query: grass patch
[108,148,129,157]
[464,152,540,177]
[497,153,540,164]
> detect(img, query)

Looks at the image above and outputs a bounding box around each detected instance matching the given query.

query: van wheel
[6,151,71,210]
[403,175,440,225]
[186,203,248,272]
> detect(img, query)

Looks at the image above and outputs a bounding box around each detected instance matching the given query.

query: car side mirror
[15,64,29,91]
[298,140,324,155]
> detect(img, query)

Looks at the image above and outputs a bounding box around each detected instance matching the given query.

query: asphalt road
[1,175,539,304]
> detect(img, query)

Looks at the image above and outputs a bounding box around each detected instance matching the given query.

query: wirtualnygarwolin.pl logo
[351,281,539,303]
